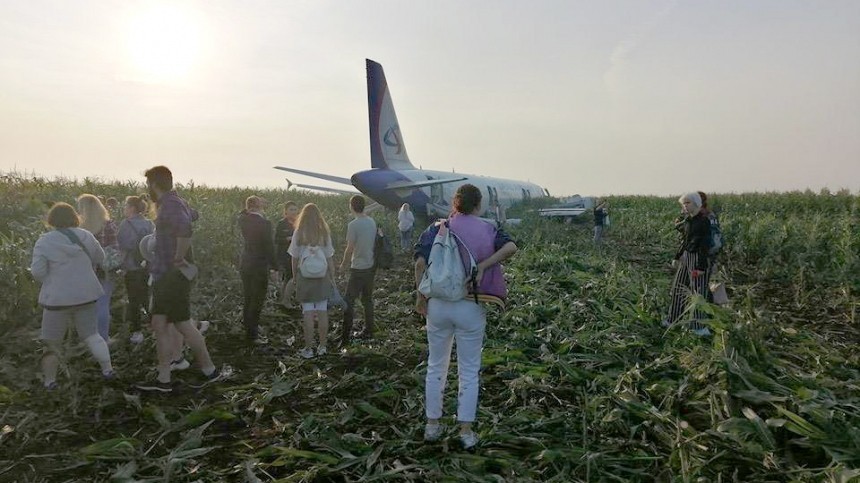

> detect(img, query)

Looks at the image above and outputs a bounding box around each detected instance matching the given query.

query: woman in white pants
[31,203,114,390]
[414,184,518,449]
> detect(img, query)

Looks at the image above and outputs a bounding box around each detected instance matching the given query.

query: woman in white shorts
[30,203,115,390]
[288,203,335,359]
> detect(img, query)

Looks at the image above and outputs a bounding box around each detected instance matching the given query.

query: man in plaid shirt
[138,166,220,392]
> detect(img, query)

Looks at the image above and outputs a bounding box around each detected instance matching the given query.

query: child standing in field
[664,192,712,336]
[30,203,114,389]
[77,194,119,342]
[117,196,154,344]
[414,184,518,450]
[288,203,335,359]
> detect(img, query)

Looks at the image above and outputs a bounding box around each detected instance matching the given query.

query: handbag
[328,279,346,308]
[280,277,296,307]
[710,281,729,305]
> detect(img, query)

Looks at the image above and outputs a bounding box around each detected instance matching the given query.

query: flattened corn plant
[1,173,858,482]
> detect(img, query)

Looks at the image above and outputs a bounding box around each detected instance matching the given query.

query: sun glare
[125,5,204,84]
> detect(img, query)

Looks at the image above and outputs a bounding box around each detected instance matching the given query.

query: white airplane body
[275,59,547,218]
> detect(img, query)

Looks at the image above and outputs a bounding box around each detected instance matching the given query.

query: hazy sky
[1,0,858,195]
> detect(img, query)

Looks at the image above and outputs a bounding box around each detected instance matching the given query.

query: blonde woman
[31,203,114,389]
[397,203,415,252]
[77,194,119,342]
[288,203,335,359]
[663,192,712,336]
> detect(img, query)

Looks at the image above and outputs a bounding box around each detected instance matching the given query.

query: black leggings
[124,270,149,332]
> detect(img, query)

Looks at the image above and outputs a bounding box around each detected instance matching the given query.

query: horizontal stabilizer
[384,177,468,191]
[291,183,360,195]
[273,166,352,185]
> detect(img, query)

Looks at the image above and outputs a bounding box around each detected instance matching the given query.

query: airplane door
[431,185,443,204]
[427,176,443,204]
[486,185,497,208]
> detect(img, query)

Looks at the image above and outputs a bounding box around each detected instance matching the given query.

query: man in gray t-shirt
[340,195,377,343]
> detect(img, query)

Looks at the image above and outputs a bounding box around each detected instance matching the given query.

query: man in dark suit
[239,196,277,344]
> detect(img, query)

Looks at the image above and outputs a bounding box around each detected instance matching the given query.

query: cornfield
[1,173,858,482]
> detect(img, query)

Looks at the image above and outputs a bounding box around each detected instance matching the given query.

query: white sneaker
[129,332,144,344]
[424,422,444,442]
[316,345,327,356]
[692,327,712,337]
[661,319,671,328]
[197,320,210,334]
[170,358,191,371]
[459,430,479,450]
[299,348,314,359]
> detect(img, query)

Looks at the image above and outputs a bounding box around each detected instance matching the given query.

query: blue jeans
[96,277,114,341]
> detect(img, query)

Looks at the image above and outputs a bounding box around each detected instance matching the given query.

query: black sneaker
[186,367,227,389]
[136,380,175,393]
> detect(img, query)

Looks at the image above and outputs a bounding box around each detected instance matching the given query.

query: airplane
[275,59,549,219]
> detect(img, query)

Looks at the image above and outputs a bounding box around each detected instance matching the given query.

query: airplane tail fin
[367,59,416,171]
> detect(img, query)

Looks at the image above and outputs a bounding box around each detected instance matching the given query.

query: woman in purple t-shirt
[413,184,518,450]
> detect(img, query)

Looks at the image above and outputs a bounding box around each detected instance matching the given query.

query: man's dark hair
[453,184,482,214]
[284,201,298,211]
[145,166,174,192]
[350,195,366,213]
[47,202,80,228]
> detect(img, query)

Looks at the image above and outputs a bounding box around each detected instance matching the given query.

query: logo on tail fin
[383,125,404,154]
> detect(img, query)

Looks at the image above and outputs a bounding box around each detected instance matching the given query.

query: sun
[125,5,204,84]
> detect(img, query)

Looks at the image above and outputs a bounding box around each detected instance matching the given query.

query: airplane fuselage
[274,60,550,219]
[351,168,546,218]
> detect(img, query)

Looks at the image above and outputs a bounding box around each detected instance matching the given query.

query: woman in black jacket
[664,192,712,336]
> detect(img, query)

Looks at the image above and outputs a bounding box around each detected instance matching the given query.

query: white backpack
[418,223,477,302]
[299,246,328,279]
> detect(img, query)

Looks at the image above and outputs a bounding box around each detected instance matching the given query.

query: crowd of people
[28,164,721,450]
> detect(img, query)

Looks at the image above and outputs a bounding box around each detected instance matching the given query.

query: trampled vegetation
[0,173,858,481]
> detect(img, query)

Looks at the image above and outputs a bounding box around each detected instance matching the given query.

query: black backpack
[373,228,394,270]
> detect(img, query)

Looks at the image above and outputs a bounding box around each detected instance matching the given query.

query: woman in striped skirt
[663,192,712,337]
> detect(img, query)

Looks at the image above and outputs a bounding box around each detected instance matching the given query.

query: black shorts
[151,269,192,323]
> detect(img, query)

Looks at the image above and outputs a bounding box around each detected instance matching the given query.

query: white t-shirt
[287,235,335,262]
[398,210,415,231]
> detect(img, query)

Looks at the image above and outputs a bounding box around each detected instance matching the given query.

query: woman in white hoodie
[30,203,114,389]
[397,203,415,253]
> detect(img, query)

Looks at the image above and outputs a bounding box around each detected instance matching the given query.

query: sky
[1,0,858,196]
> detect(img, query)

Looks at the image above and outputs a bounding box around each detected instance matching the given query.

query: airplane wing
[384,177,468,191]
[273,166,352,185]
[290,183,361,195]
